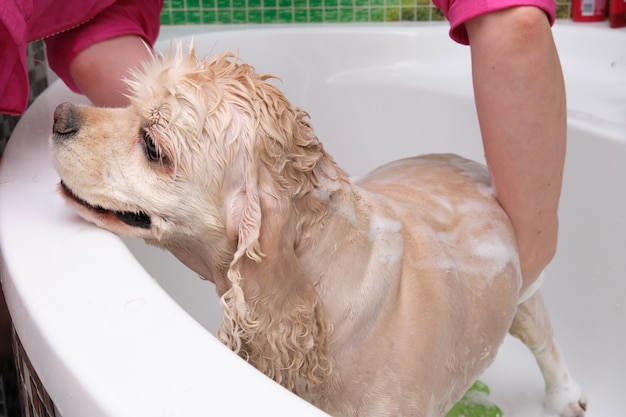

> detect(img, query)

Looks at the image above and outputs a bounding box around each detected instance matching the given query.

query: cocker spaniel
[51,47,586,417]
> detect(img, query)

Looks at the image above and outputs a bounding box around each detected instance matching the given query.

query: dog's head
[51,46,333,396]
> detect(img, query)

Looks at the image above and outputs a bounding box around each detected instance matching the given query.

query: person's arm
[69,35,152,107]
[465,6,566,291]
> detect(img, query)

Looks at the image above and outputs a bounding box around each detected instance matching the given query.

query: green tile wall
[160,0,573,25]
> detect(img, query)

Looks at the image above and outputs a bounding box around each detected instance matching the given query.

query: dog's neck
[295,158,405,353]
[160,226,236,294]
[163,147,406,401]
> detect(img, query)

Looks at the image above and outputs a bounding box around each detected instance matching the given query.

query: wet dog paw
[544,388,587,417]
[558,397,587,417]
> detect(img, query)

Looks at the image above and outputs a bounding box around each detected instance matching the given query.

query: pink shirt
[0,0,162,115]
[433,0,556,45]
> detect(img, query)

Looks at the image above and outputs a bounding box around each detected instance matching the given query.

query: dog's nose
[52,102,80,138]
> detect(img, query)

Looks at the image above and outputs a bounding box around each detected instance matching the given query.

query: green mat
[446,380,503,417]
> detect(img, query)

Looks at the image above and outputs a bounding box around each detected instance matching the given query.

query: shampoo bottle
[572,0,608,21]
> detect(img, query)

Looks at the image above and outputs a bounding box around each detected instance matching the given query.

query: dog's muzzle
[52,104,152,230]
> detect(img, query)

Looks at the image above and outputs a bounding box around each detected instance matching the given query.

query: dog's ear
[215,71,332,397]
[218,177,331,397]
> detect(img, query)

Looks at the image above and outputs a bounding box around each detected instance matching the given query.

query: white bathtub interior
[1,22,625,417]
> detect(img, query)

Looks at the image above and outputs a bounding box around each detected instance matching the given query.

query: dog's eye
[143,130,161,163]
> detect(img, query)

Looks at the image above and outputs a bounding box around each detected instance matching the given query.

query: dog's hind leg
[509,290,587,417]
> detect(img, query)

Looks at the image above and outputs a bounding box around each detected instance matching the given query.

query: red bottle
[572,0,608,21]
[609,0,626,27]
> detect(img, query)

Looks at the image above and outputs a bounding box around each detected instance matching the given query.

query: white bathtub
[1,22,624,417]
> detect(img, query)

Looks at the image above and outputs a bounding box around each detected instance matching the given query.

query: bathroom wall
[159,0,573,24]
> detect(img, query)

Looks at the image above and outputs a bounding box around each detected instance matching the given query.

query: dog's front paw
[544,382,587,417]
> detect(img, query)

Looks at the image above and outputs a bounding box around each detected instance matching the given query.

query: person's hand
[69,35,153,108]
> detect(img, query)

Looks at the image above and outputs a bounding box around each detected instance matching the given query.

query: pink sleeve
[0,0,30,115]
[432,0,556,45]
[45,0,163,93]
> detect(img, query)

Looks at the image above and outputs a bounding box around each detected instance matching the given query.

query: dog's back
[319,153,521,416]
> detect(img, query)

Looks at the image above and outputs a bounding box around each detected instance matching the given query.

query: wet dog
[51,48,585,417]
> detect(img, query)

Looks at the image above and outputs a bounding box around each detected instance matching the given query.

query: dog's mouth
[59,181,152,229]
